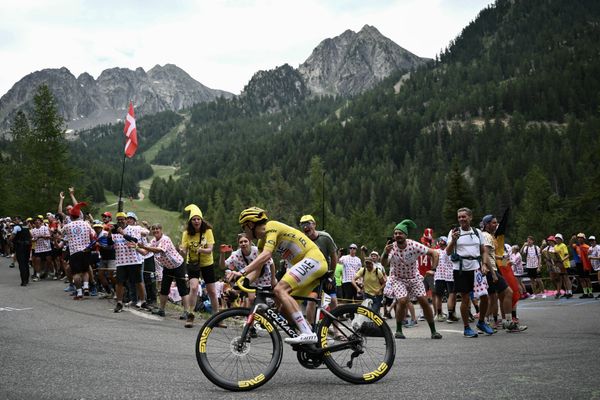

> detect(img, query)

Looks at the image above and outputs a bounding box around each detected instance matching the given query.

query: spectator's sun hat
[370,250,380,257]
[349,244,358,249]
[546,235,556,242]
[126,211,138,220]
[588,235,596,241]
[576,232,586,239]
[300,215,315,224]
[555,233,564,241]
[116,212,127,219]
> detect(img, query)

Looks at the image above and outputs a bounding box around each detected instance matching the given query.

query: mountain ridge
[0,64,232,133]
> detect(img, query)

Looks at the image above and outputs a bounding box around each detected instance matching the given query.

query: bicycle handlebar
[236,276,256,294]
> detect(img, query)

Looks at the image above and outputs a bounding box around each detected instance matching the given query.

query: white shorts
[384,276,426,300]
[282,256,327,297]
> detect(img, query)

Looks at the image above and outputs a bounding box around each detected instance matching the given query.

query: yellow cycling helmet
[239,207,268,225]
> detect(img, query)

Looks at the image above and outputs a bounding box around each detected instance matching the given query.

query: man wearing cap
[542,236,562,299]
[30,216,53,281]
[588,236,600,298]
[353,257,386,311]
[554,233,573,298]
[112,212,148,312]
[299,214,339,324]
[10,216,31,286]
[571,233,593,298]
[339,243,362,301]
[445,207,495,337]
[481,215,526,332]
[62,202,94,299]
[382,219,442,340]
[97,212,116,297]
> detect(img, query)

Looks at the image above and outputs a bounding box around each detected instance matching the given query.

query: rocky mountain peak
[0,64,233,133]
[298,26,429,96]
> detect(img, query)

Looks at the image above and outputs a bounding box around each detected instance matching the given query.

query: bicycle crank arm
[292,339,362,355]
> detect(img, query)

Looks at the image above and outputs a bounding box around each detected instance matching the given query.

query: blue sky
[0,0,492,96]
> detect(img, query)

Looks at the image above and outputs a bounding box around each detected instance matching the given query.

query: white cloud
[0,0,491,96]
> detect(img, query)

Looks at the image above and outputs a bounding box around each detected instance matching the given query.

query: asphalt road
[1,257,599,400]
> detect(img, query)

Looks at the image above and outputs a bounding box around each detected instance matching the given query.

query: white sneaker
[284,333,318,345]
[541,294,547,299]
[529,294,536,300]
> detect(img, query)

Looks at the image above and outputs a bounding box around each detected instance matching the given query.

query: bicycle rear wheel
[196,307,283,391]
[318,304,395,384]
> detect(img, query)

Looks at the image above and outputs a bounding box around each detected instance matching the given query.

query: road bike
[195,274,395,391]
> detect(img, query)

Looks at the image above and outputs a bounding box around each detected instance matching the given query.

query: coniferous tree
[515,165,559,242]
[442,159,477,227]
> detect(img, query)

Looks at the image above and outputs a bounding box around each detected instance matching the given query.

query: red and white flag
[124,101,138,158]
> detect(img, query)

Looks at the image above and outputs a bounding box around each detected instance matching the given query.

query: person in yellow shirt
[230,207,327,345]
[352,258,386,311]
[179,204,218,327]
[553,233,573,298]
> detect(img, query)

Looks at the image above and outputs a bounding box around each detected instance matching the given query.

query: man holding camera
[445,207,494,338]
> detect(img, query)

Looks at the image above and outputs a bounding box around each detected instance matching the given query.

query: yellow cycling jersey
[258,220,321,264]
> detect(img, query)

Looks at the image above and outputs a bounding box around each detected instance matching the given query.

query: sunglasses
[349,246,357,250]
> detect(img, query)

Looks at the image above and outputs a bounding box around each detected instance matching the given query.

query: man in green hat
[382,219,442,340]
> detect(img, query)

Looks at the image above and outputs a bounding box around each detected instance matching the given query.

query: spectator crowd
[2,190,599,338]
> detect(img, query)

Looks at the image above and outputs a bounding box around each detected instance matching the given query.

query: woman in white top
[219,233,276,307]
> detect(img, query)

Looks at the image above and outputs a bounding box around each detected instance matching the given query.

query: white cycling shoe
[284,333,318,345]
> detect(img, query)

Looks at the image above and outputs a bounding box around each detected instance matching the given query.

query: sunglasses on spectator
[349,246,357,249]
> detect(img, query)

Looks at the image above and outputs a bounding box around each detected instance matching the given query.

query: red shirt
[573,243,592,271]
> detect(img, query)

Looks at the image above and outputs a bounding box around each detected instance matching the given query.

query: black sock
[428,321,436,334]
[511,311,517,318]
[448,309,455,317]
[437,309,442,315]
[474,305,480,313]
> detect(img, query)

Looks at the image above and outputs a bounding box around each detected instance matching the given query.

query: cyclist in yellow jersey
[231,207,327,344]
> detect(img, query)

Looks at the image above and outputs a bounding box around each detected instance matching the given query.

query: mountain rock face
[240,64,309,113]
[298,25,428,96]
[0,64,232,132]
[240,25,429,112]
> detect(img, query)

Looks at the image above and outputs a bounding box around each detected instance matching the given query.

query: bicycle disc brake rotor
[230,337,250,356]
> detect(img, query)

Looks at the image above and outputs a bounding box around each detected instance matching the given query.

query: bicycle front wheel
[195,307,283,391]
[318,304,395,384]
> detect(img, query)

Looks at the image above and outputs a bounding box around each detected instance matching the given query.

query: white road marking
[0,307,33,311]
[126,307,163,321]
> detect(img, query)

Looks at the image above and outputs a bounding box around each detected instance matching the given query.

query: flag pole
[117,150,126,212]
[119,100,138,212]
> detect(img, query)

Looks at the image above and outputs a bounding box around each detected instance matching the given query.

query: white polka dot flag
[124,101,138,158]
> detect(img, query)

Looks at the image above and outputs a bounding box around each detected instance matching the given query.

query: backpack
[450,227,483,270]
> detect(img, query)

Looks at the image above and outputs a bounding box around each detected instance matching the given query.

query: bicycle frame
[238,280,361,355]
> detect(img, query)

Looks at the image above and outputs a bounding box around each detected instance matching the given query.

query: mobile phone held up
[220,244,233,253]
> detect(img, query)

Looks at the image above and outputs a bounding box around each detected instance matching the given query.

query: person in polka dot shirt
[382,219,442,340]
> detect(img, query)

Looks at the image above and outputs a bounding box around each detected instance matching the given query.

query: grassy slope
[142,113,189,163]
[97,115,187,241]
